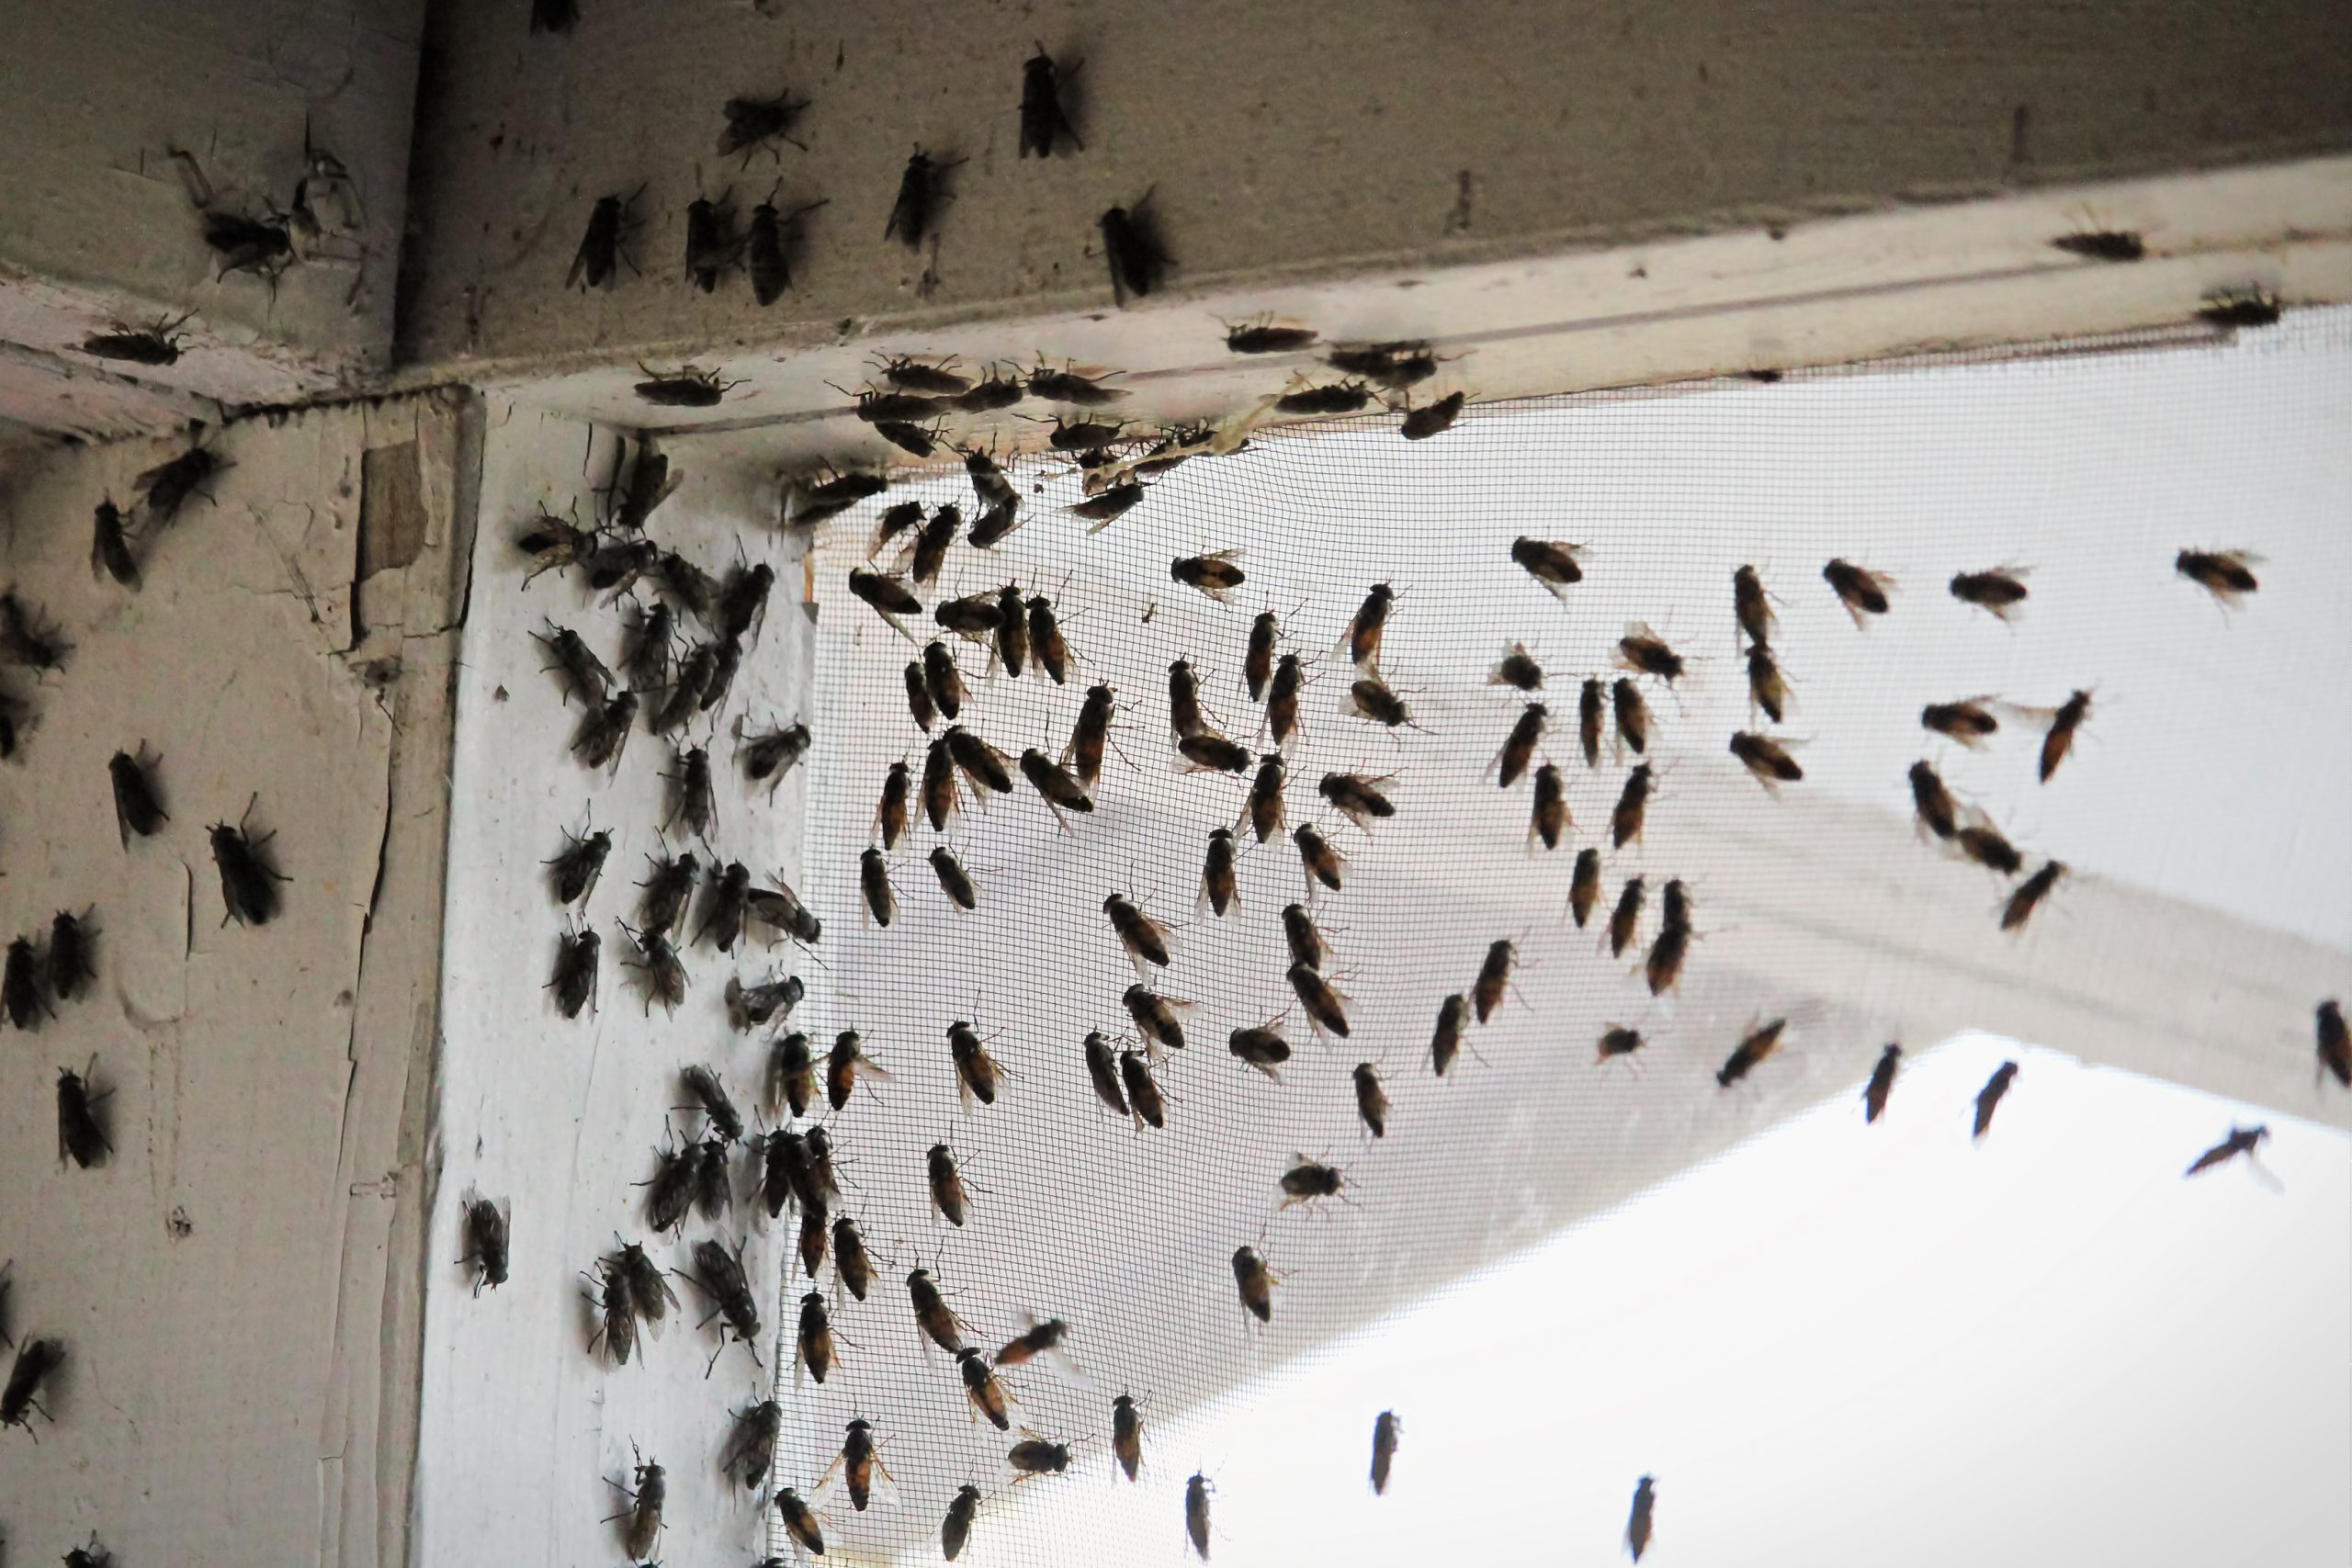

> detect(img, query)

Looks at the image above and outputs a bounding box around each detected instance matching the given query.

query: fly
[746,876,824,945]
[614,443,684,533]
[2184,1124,2270,1177]
[635,363,740,407]
[1611,764,1652,848]
[944,1483,983,1561]
[1596,1025,1645,1062]
[5,938,48,1030]
[1342,583,1394,671]
[1027,592,1071,682]
[1008,1435,1074,1477]
[83,313,190,367]
[885,147,959,248]
[960,1348,1012,1428]
[718,91,811,160]
[1525,764,1567,852]
[2052,230,2144,262]
[1580,677,1605,767]
[930,845,980,911]
[922,738,961,830]
[669,749,719,842]
[1295,824,1347,895]
[1747,646,1789,723]
[1232,1247,1274,1323]
[823,1417,895,1512]
[1267,654,1305,747]
[848,567,923,637]
[1172,550,1246,603]
[928,1143,971,1224]
[1113,1393,1146,1481]
[726,972,801,1032]
[1569,848,1602,929]
[548,922,599,1018]
[1283,902,1329,972]
[1955,821,2024,876]
[1230,1023,1291,1080]
[1716,1017,1788,1088]
[2001,860,2066,931]
[1511,536,1584,599]
[1399,390,1466,440]
[134,442,225,522]
[1123,983,1192,1051]
[1950,565,2030,621]
[1729,730,1804,791]
[1472,939,1517,1023]
[1616,627,1684,682]
[946,725,1015,794]
[1611,678,1648,757]
[1327,340,1440,388]
[723,1399,784,1491]
[775,1487,826,1555]
[573,692,638,771]
[611,1451,666,1561]
[91,500,141,589]
[1027,364,1129,405]
[1627,1475,1657,1562]
[910,1266,967,1354]
[1226,318,1319,354]
[49,910,96,1003]
[1353,1063,1389,1136]
[1734,564,1775,649]
[210,796,288,926]
[1066,684,1114,787]
[566,189,639,290]
[1921,698,1998,748]
[956,372,1028,414]
[949,1020,1007,1108]
[924,640,967,720]
[1491,643,1543,691]
[936,592,1003,642]
[1608,877,1646,959]
[1371,1410,1402,1494]
[1909,761,1960,839]
[57,1061,112,1168]
[993,583,1031,674]
[0,592,69,671]
[2035,688,2093,782]
[1494,703,1545,787]
[1181,732,1252,773]
[1020,750,1095,829]
[1085,1031,1132,1114]
[1274,379,1372,415]
[739,719,812,796]
[2321,1000,2350,1089]
[828,1032,891,1112]
[1318,772,1396,833]
[1120,1049,1168,1128]
[1289,962,1351,1038]
[1823,558,1895,625]
[1102,191,1172,303]
[2176,547,2260,605]
[1973,1061,2020,1139]
[2196,287,2281,330]
[1349,675,1414,728]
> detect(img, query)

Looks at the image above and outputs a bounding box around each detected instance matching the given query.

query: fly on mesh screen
[768,309,2351,1565]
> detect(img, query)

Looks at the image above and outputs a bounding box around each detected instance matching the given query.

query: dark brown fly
[1295,824,1347,894]
[1729,730,1804,791]
[747,877,823,946]
[1085,1032,1132,1113]
[1282,902,1329,972]
[1017,44,1085,156]
[1747,646,1789,724]
[1608,877,1646,960]
[459,1194,507,1294]
[775,1488,826,1555]
[57,1063,111,1168]
[946,725,1016,794]
[936,592,1004,642]
[1123,984,1191,1051]
[868,761,910,852]
[1921,698,1998,748]
[1181,732,1252,773]
[1243,611,1282,701]
[1349,676,1414,728]
[797,1290,836,1382]
[1319,772,1396,833]
[1611,678,1649,757]
[1472,939,1517,1023]
[92,500,141,589]
[566,190,637,290]
[1353,1063,1389,1136]
[1569,848,1603,929]
[1230,1024,1291,1080]
[1289,962,1351,1039]
[726,972,802,1032]
[1860,1043,1903,1122]
[922,738,961,831]
[928,1143,970,1225]
[827,1032,889,1111]
[134,443,225,523]
[1495,704,1546,788]
[923,640,967,720]
[1267,653,1306,747]
[1172,550,1246,603]
[1371,1410,1402,1494]
[1120,1050,1167,1128]
[2184,1124,2269,1177]
[1009,1436,1074,1477]
[587,1259,637,1365]
[1188,1472,1215,1558]
[1399,390,1466,440]
[2196,288,2281,329]
[960,1348,1012,1428]
[5,938,47,1030]
[1102,193,1173,304]
[635,363,739,406]
[1511,537,1583,599]
[2052,230,2144,262]
[1231,1247,1274,1323]
[1027,592,1070,682]
[849,568,923,636]
[1074,480,1148,528]
[573,692,639,771]
[2002,860,2067,931]
[1823,558,1895,625]
[1201,829,1238,916]
[1951,565,2030,621]
[1628,1475,1657,1562]
[209,797,288,926]
[1028,364,1129,406]
[1113,1393,1145,1481]
[48,910,95,1003]
[885,148,956,248]
[995,1317,1069,1370]
[1909,761,1959,839]
[770,1032,816,1119]
[723,1399,784,1491]
[1580,677,1605,767]
[1596,1025,1645,1062]
[1,1336,64,1430]
[1245,753,1288,841]
[2320,1000,2349,1089]
[1343,583,1395,671]
[1280,1156,1346,1208]
[949,1021,1005,1109]
[993,583,1031,676]
[1734,565,1775,649]
[1956,822,2024,876]
[831,1216,874,1302]
[2176,547,2260,605]
[944,1483,983,1560]
[1617,628,1685,683]
[910,1267,967,1354]
[1491,643,1543,691]
[857,847,897,928]
[548,924,599,1018]
[1716,1018,1788,1088]
[1068,683,1114,787]
[1611,764,1653,848]
[930,846,979,911]
[1226,320,1318,354]
[1275,379,1372,415]
[2037,688,2092,783]
[1021,749,1094,826]
[641,1134,697,1235]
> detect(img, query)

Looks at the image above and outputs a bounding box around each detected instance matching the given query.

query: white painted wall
[0,393,471,1567]
[413,404,813,1568]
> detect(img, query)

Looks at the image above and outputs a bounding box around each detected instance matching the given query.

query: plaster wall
[0,391,473,1568]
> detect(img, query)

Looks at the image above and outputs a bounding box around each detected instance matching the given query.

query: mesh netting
[768,308,2352,1564]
